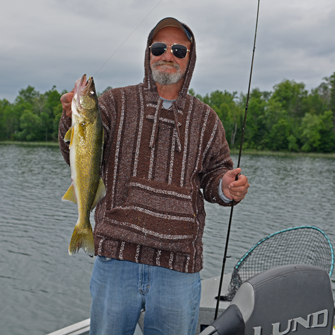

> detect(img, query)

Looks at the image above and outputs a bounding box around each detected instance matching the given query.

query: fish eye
[90,90,95,96]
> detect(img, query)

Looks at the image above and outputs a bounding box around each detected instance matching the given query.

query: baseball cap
[150,17,193,43]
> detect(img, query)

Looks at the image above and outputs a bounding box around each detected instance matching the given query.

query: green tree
[16,86,38,105]
[272,80,308,118]
[18,110,41,141]
[316,72,335,126]
[188,88,195,96]
[329,73,335,125]
[260,97,289,150]
[301,113,324,152]
[6,99,33,140]
[319,110,335,152]
[301,110,335,152]
[288,134,299,152]
[267,118,291,151]
[192,90,243,147]
[242,88,267,149]
[33,93,48,141]
[10,86,40,140]
[43,86,63,140]
[0,99,11,140]
[0,85,65,142]
[304,88,329,116]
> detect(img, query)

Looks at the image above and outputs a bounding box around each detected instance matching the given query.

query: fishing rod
[214,0,261,321]
[94,0,162,77]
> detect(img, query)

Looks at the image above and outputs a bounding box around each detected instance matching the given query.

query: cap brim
[150,17,192,42]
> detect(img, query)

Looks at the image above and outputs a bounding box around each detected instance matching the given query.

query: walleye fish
[62,74,105,256]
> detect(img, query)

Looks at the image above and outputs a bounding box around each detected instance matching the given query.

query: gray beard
[151,61,185,85]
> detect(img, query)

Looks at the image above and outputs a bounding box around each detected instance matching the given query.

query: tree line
[0,73,334,153]
[0,85,64,142]
[190,72,335,153]
[0,86,112,142]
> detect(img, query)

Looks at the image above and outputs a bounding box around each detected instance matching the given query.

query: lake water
[0,144,334,335]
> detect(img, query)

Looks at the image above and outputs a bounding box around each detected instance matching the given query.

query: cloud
[1,0,335,102]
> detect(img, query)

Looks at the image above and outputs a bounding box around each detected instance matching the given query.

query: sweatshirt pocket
[101,176,197,254]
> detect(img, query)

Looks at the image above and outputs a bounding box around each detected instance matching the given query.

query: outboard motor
[200,264,334,335]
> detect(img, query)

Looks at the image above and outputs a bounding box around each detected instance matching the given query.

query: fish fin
[68,224,95,256]
[64,127,75,147]
[91,177,106,210]
[62,184,77,204]
[64,128,72,143]
[70,126,75,147]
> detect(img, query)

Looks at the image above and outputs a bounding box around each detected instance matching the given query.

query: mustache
[152,61,180,70]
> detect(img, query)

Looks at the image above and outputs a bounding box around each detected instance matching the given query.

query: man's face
[150,27,191,86]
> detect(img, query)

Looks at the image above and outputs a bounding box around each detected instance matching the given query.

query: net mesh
[222,226,334,301]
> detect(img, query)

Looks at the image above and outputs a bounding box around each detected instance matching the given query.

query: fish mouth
[78,74,95,95]
[74,74,96,108]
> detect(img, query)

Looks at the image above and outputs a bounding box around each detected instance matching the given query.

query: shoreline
[1,141,334,158]
[0,141,59,147]
[230,149,335,159]
[229,148,335,159]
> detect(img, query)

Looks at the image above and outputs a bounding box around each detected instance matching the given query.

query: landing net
[222,226,334,301]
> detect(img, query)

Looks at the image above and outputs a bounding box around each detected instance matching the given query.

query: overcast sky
[1,0,335,102]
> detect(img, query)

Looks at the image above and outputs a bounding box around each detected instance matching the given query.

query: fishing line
[94,0,162,77]
[214,0,261,321]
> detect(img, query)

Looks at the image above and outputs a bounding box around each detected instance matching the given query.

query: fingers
[229,187,248,201]
[64,104,72,118]
[229,175,249,201]
[60,88,75,118]
[229,174,247,188]
[225,168,241,178]
[60,89,74,102]
[221,168,249,201]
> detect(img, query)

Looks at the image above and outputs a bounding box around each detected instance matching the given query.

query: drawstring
[149,99,163,148]
[149,99,181,152]
[172,103,182,152]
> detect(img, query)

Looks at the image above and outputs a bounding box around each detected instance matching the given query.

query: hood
[143,21,196,100]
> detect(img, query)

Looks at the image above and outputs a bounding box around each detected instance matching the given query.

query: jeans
[90,257,201,335]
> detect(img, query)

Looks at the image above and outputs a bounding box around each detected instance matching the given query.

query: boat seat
[200,264,334,335]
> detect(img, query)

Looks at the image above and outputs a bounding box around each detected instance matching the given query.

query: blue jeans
[90,257,201,335]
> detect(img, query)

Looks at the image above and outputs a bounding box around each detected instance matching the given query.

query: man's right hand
[60,88,74,118]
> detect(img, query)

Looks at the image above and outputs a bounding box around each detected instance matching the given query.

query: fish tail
[68,224,95,256]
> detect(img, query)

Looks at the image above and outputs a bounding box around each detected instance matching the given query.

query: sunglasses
[149,42,190,59]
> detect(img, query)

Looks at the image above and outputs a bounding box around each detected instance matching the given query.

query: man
[59,17,249,335]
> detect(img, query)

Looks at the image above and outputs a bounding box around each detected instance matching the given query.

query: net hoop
[222,226,334,302]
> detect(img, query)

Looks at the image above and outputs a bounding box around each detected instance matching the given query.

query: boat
[47,226,335,335]
[46,268,335,335]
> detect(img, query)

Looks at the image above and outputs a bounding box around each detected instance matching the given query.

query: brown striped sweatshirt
[58,23,236,273]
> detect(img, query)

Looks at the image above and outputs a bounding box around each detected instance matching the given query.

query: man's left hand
[222,168,249,202]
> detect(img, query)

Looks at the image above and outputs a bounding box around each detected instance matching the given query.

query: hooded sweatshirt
[58,23,235,273]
